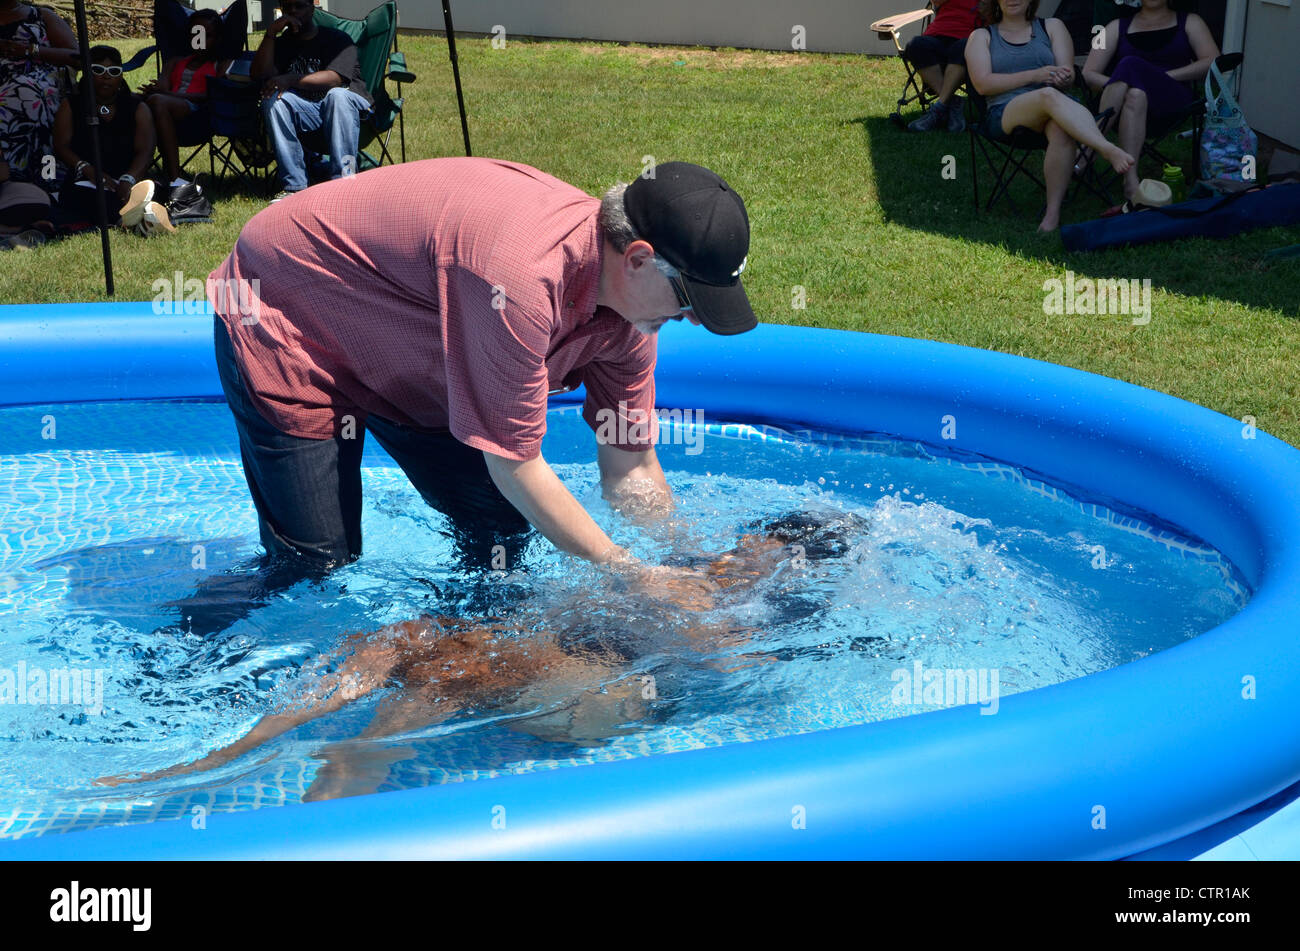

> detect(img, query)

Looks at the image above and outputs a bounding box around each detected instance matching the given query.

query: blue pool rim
[2,301,1299,860]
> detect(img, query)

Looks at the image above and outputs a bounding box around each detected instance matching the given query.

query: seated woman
[965,0,1135,232]
[1082,0,1219,203]
[0,0,80,241]
[51,45,174,236]
[903,0,982,133]
[137,7,232,192]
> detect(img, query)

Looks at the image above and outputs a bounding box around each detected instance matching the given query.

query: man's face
[620,242,704,336]
[279,0,315,30]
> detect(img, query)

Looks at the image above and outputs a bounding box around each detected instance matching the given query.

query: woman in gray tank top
[965,0,1135,231]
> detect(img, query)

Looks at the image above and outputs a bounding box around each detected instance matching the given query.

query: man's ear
[624,239,655,275]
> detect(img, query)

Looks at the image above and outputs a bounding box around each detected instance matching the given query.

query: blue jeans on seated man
[262,86,371,193]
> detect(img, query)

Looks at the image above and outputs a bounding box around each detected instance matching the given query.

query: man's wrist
[599,546,641,574]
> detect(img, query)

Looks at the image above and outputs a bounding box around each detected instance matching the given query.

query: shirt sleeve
[324,36,360,85]
[581,324,659,453]
[441,266,552,462]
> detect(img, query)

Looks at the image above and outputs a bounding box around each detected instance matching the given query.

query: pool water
[0,400,1249,839]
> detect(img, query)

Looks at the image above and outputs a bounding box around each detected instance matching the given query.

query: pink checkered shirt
[207,158,658,460]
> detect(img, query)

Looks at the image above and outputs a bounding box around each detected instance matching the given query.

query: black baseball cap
[623,161,756,335]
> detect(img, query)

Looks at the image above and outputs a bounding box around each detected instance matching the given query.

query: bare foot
[1105,146,1136,175]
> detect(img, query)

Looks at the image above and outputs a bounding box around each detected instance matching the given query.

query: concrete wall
[323,0,921,55]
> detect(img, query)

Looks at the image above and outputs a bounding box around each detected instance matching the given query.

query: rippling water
[0,400,1249,839]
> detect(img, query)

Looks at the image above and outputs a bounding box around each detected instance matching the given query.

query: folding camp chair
[298,1,416,173]
[870,5,938,129]
[206,54,279,194]
[966,75,1113,214]
[122,0,249,181]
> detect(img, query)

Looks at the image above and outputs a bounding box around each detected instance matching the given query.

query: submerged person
[206,157,757,615]
[102,528,795,800]
[101,511,870,801]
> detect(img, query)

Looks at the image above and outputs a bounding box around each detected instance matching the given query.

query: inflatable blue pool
[2,301,1299,859]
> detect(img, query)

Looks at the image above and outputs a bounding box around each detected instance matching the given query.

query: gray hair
[599,181,679,277]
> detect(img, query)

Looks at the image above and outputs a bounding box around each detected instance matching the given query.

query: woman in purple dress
[1082,0,1219,202]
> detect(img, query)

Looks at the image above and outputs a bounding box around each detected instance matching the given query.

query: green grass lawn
[5,34,1299,445]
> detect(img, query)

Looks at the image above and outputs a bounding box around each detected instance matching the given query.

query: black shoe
[166,182,214,224]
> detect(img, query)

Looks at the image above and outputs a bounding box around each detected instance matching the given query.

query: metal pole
[71,0,114,296]
[441,0,471,156]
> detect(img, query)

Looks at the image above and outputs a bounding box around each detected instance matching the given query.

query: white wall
[322,0,918,55]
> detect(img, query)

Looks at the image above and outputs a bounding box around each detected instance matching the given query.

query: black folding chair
[967,76,1114,214]
[870,5,938,129]
[122,0,249,182]
[206,54,279,195]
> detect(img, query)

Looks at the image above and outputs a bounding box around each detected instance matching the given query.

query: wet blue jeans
[262,86,371,192]
[213,316,532,575]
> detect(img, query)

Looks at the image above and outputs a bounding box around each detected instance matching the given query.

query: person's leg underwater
[172,318,365,637]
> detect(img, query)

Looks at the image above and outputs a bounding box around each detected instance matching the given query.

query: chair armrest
[388,50,416,84]
[122,45,157,73]
[869,9,934,39]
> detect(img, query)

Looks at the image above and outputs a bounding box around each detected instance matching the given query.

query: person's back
[209,157,654,459]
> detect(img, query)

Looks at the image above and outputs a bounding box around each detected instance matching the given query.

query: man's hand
[629,563,720,612]
[262,73,297,97]
[268,14,301,38]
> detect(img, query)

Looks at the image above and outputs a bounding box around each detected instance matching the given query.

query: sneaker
[269,190,297,204]
[946,96,966,133]
[132,201,176,238]
[907,100,948,132]
[166,182,214,224]
[118,180,156,230]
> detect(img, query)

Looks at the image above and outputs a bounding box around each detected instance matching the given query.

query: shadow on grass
[849,112,1300,318]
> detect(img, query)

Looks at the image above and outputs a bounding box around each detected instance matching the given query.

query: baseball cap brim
[682,274,757,335]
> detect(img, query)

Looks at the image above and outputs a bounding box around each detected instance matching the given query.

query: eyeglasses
[90,64,123,77]
[666,273,694,314]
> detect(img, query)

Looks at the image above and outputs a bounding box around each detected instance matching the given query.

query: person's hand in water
[633,563,721,611]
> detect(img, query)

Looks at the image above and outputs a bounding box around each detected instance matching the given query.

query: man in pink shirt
[207,157,755,600]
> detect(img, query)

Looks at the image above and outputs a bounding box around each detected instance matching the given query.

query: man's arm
[597,442,673,522]
[251,14,294,82]
[483,450,629,564]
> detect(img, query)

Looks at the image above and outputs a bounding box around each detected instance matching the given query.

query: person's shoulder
[318,25,357,47]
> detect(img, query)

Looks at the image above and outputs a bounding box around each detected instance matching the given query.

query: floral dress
[0,5,63,184]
